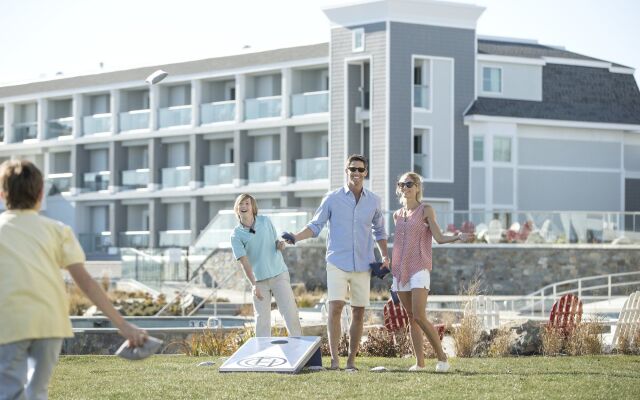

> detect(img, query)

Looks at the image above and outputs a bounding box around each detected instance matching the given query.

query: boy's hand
[119,322,148,348]
[276,240,286,251]
[253,285,264,300]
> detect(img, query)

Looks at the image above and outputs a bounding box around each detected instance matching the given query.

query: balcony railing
[83,171,110,192]
[248,160,281,184]
[414,84,430,109]
[291,91,329,116]
[13,122,38,142]
[47,173,73,194]
[159,105,191,128]
[201,101,236,124]
[245,96,281,119]
[122,169,149,190]
[295,157,328,181]
[119,231,150,248]
[47,117,73,138]
[413,154,429,179]
[0,126,4,143]
[162,166,191,189]
[159,230,191,248]
[120,110,150,131]
[203,163,234,186]
[83,114,111,135]
[78,232,112,254]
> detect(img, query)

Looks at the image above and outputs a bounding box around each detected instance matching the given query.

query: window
[352,28,364,52]
[493,136,512,162]
[473,137,484,162]
[413,59,431,109]
[413,129,431,178]
[482,67,502,93]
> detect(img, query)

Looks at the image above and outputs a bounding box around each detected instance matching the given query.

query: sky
[1,0,639,85]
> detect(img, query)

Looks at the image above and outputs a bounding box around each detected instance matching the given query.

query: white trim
[625,171,640,179]
[464,114,640,131]
[517,165,622,174]
[352,28,365,53]
[541,57,611,69]
[480,66,502,95]
[609,66,635,75]
[385,20,390,211]
[621,141,625,212]
[477,54,546,66]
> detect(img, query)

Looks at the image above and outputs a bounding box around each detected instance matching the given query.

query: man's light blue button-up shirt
[306,186,387,272]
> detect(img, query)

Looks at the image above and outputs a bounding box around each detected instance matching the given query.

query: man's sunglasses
[397,181,416,189]
[347,167,366,173]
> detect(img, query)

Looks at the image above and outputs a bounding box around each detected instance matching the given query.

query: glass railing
[83,171,110,192]
[245,96,281,119]
[248,160,281,184]
[295,157,328,181]
[83,114,111,135]
[78,232,112,254]
[122,169,149,190]
[159,230,191,248]
[414,84,430,109]
[159,105,191,128]
[204,163,234,186]
[0,126,4,143]
[119,231,150,248]
[13,122,38,141]
[413,154,429,179]
[120,110,150,131]
[201,101,236,124]
[47,117,73,138]
[162,166,191,189]
[291,91,329,116]
[47,173,73,193]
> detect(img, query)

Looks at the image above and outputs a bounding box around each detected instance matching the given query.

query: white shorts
[391,269,430,292]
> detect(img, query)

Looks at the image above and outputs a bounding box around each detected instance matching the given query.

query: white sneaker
[435,361,450,373]
[408,364,425,371]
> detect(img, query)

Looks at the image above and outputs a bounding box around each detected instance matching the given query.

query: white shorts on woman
[391,269,430,292]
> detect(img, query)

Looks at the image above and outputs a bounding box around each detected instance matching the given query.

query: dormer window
[353,28,365,52]
[482,67,502,93]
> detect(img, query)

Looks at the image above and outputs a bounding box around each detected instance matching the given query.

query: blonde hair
[395,171,423,206]
[233,193,258,221]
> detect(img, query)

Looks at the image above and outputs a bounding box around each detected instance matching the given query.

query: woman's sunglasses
[347,167,366,173]
[397,181,416,189]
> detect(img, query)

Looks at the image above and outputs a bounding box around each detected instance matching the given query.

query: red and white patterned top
[391,204,433,285]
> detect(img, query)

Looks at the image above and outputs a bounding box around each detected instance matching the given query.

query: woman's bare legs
[397,291,425,367]
[410,288,447,362]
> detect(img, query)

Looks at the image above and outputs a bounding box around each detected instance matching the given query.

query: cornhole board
[219,336,322,373]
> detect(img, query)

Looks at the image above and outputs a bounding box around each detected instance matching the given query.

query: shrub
[488,327,514,357]
[453,314,482,357]
[566,319,603,356]
[320,333,350,357]
[176,328,253,357]
[541,325,564,356]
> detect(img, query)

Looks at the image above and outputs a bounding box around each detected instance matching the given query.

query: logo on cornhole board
[219,336,321,373]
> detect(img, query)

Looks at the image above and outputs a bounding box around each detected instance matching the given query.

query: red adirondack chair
[383,298,445,340]
[548,293,583,336]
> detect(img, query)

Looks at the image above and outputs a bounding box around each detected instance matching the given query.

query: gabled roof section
[0,43,329,99]
[478,39,630,69]
[466,64,640,125]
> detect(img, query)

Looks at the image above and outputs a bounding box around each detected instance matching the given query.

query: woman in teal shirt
[230,193,302,337]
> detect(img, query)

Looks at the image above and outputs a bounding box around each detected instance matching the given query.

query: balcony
[47,173,73,194]
[413,154,429,178]
[47,117,73,139]
[0,126,4,142]
[295,157,328,181]
[248,160,281,184]
[203,163,234,186]
[119,231,150,248]
[159,230,191,248]
[78,232,112,254]
[201,101,235,124]
[14,122,38,142]
[159,105,191,128]
[83,171,110,192]
[291,91,329,116]
[162,166,191,189]
[122,169,149,190]
[245,96,281,119]
[83,114,111,135]
[414,84,430,109]
[120,110,150,131]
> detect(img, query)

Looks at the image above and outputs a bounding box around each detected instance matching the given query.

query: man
[284,154,389,371]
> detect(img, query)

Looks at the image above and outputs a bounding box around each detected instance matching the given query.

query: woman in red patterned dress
[391,171,471,372]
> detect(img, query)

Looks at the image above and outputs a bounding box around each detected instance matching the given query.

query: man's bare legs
[328,301,365,369]
[346,306,364,369]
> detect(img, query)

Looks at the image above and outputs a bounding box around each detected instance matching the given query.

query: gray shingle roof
[478,39,630,69]
[466,64,640,125]
[0,43,328,98]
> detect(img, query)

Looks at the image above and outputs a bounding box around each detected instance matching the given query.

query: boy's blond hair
[0,160,43,210]
[233,193,258,220]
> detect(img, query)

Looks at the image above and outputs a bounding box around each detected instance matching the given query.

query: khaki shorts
[326,263,371,307]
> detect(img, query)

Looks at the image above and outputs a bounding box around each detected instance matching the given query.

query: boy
[0,160,147,400]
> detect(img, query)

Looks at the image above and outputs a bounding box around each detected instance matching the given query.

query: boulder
[511,320,543,356]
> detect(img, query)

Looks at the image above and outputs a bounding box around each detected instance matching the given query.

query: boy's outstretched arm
[67,263,148,347]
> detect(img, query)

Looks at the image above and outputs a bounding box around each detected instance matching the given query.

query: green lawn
[50,355,640,400]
